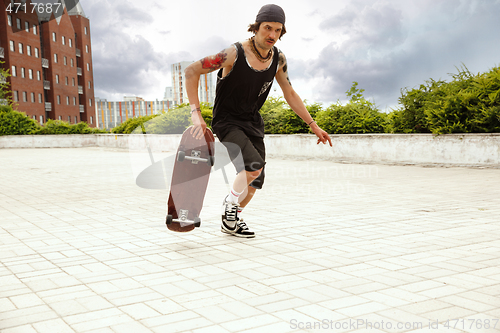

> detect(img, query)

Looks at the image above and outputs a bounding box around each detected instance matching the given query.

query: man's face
[255,22,283,49]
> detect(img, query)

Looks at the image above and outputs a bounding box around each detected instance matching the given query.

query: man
[185,4,332,238]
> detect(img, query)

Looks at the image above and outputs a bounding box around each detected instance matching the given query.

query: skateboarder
[185,4,332,238]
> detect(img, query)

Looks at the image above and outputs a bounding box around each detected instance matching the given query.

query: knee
[246,168,262,179]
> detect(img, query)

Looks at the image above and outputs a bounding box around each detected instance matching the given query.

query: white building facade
[171,61,215,107]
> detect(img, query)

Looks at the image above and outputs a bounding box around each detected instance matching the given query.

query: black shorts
[220,129,266,189]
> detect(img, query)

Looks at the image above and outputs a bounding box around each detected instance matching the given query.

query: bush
[128,103,213,134]
[390,65,500,134]
[36,119,108,134]
[0,105,40,135]
[112,114,159,134]
[259,97,323,134]
[388,82,434,133]
[315,82,388,134]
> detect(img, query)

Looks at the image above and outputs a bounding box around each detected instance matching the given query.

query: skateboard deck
[166,126,214,232]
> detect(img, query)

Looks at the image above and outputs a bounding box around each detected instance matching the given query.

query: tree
[0,60,12,106]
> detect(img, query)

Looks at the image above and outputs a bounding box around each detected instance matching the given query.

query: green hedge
[0,105,40,135]
[37,119,108,134]
[389,66,500,134]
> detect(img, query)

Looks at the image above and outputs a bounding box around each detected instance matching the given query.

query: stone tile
[0,149,499,333]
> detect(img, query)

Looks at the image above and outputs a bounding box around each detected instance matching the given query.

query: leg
[239,185,257,208]
[231,168,262,201]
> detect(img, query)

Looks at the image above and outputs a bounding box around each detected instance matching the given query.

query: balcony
[45,102,52,111]
[43,80,50,90]
[76,48,81,57]
[0,47,4,58]
[79,105,84,113]
[42,58,49,68]
[77,67,82,76]
[78,85,83,94]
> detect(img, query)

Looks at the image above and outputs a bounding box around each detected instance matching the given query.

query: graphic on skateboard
[166,126,215,232]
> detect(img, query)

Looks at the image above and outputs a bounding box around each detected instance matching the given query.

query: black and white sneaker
[221,195,239,225]
[221,196,255,238]
[222,218,255,238]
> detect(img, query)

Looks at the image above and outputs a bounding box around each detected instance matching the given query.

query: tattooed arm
[275,51,332,146]
[185,46,236,138]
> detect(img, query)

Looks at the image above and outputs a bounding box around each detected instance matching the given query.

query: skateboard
[166,126,215,232]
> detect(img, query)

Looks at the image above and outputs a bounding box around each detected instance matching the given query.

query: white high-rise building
[171,61,215,107]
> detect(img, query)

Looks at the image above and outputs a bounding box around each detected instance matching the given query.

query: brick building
[0,0,95,126]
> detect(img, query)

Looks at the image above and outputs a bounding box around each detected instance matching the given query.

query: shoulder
[277,49,287,70]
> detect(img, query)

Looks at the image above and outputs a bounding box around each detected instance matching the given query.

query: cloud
[86,0,191,100]
[292,0,500,109]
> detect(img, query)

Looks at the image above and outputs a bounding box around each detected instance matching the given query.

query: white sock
[228,187,243,204]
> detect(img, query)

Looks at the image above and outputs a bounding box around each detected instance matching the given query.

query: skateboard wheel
[207,156,215,167]
[177,151,185,162]
[166,215,173,225]
[194,217,201,228]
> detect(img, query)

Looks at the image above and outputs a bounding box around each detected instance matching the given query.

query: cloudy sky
[83,0,500,111]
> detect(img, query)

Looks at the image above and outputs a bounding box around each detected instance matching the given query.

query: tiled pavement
[0,147,499,333]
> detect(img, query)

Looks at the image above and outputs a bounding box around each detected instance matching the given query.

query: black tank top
[212,42,279,139]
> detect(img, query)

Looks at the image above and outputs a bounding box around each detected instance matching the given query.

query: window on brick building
[73,97,76,105]
[39,94,42,103]
[56,74,59,84]
[54,54,58,63]
[37,71,41,80]
[66,96,70,105]
[75,116,78,123]
[88,81,91,89]
[7,15,12,26]
[68,116,71,123]
[22,92,27,102]
[86,45,89,53]
[64,56,67,65]
[84,27,88,35]
[57,96,61,104]
[52,32,56,42]
[31,92,35,102]
[34,48,39,58]
[87,63,90,71]
[25,22,29,32]
[13,91,18,102]
[62,36,66,45]
[28,69,33,79]
[65,76,68,85]
[18,43,23,54]
[27,45,31,56]
[9,41,15,52]
[58,116,62,120]
[89,98,92,107]
[33,25,37,35]
[70,58,74,67]
[11,66,16,77]
[16,18,21,29]
[21,68,25,78]
[90,116,93,124]
[72,78,75,86]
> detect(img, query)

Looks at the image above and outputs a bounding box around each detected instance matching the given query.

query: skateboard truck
[166,210,201,228]
[177,150,214,166]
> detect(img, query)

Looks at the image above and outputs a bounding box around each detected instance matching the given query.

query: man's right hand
[190,109,207,140]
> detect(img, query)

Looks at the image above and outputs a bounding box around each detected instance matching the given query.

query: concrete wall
[1,133,499,167]
[264,133,500,167]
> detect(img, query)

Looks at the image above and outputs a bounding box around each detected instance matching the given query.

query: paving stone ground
[0,147,499,333]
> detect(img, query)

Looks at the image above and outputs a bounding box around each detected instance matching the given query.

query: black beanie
[255,4,286,25]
